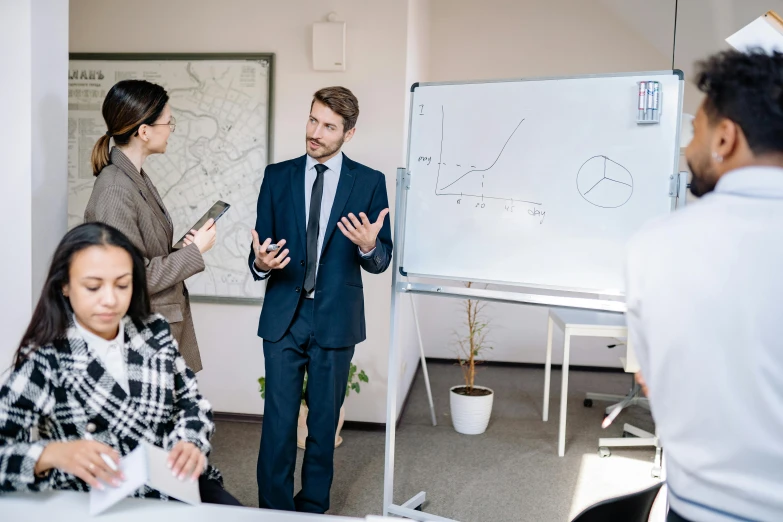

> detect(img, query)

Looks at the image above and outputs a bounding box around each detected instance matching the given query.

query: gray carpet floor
[210,362,664,521]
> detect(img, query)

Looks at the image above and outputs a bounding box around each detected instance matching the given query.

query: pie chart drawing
[577,155,633,208]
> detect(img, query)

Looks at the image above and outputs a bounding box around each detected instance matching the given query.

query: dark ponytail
[90,80,169,176]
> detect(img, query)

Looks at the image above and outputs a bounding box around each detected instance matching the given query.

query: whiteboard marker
[638,82,646,120]
[652,82,660,121]
[647,82,654,120]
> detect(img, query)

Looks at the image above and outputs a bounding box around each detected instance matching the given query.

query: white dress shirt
[253,152,374,298]
[73,316,128,394]
[626,166,783,522]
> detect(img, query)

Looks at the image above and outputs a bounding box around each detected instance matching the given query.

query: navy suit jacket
[248,154,393,347]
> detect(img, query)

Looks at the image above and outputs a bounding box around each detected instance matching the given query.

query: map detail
[68,59,271,300]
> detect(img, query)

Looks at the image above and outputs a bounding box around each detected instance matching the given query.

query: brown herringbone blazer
[84,147,204,371]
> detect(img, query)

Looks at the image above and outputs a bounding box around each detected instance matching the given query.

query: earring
[712,152,723,163]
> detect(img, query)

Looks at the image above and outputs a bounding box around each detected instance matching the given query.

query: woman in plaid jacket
[0,222,239,505]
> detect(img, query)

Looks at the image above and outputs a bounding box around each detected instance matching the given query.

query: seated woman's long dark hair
[15,223,151,367]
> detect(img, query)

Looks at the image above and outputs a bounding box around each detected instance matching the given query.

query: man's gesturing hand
[251,230,290,272]
[337,209,389,254]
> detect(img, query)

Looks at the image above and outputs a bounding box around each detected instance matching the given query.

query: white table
[542,307,632,457]
[0,491,392,521]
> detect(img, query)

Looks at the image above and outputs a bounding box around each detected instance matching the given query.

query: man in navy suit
[248,86,392,514]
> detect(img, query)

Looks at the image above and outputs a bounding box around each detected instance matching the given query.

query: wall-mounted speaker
[313,21,346,72]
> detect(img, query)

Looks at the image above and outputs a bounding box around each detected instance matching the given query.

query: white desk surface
[549,307,626,329]
[0,491,379,521]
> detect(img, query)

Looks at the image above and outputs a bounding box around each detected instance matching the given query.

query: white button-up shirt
[74,317,128,394]
[626,166,783,522]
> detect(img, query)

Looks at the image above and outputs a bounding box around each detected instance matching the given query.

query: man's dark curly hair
[695,49,783,156]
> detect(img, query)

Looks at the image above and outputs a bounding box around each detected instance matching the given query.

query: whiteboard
[401,71,683,295]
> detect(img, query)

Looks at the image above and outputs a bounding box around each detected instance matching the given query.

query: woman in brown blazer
[85,80,215,372]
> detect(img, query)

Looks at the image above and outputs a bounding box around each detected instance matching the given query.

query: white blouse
[73,317,128,394]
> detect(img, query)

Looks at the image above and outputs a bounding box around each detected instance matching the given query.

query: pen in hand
[84,431,121,473]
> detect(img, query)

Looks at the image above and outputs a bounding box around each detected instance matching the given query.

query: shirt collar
[73,315,125,350]
[714,166,783,198]
[305,151,343,175]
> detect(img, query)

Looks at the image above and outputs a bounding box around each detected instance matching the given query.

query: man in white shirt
[626,50,783,522]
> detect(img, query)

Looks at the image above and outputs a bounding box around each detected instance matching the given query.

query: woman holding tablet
[0,222,239,505]
[85,80,214,372]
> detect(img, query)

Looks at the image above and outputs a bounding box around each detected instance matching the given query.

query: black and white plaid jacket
[0,314,222,499]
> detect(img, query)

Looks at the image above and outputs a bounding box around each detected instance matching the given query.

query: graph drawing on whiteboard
[433,106,541,206]
[576,155,633,209]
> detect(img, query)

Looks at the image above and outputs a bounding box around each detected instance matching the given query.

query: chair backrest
[570,482,664,522]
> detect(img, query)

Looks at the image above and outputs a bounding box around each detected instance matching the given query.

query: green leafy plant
[455,282,492,395]
[258,363,369,403]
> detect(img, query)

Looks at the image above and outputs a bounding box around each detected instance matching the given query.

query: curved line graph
[434,106,540,206]
[438,116,525,191]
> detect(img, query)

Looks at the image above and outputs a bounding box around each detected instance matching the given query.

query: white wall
[396,0,432,416]
[32,0,69,301]
[70,0,418,423]
[0,0,68,373]
[673,0,783,113]
[415,0,677,368]
[0,1,34,369]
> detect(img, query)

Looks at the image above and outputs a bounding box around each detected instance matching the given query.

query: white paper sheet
[726,14,783,54]
[88,441,201,516]
[143,442,201,506]
[89,444,147,516]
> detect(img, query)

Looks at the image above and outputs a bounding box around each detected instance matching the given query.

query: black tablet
[173,200,230,249]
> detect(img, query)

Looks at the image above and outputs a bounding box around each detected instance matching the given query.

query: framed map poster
[68,53,274,303]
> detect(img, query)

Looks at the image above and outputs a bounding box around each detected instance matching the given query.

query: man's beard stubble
[306,135,344,159]
[687,158,718,198]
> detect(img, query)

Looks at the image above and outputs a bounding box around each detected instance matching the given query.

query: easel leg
[410,292,437,426]
[558,329,571,457]
[543,315,554,422]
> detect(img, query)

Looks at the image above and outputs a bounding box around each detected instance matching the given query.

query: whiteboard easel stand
[383,72,686,520]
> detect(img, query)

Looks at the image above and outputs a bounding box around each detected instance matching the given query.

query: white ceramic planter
[296,404,346,449]
[449,385,494,435]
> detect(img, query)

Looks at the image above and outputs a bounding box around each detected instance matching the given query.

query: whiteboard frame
[399,70,686,296]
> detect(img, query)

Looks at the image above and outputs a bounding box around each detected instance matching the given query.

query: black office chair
[570,482,664,522]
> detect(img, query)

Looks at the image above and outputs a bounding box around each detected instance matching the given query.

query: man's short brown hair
[312,86,359,132]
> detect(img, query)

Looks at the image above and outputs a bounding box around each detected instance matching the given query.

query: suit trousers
[257,298,355,513]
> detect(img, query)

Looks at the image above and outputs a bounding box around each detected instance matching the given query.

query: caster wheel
[584,398,593,408]
[622,431,629,438]
[598,447,611,458]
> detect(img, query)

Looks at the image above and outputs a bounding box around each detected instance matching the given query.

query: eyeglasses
[149,116,176,133]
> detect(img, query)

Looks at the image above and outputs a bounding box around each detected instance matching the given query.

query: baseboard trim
[213,411,387,431]
[423,357,627,374]
[215,360,422,431]
[214,358,623,428]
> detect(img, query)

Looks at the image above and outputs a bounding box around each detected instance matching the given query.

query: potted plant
[450,282,494,435]
[258,363,368,448]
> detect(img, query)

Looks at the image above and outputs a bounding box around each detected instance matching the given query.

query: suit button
[295,287,300,293]
[86,422,97,434]
[300,260,305,266]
